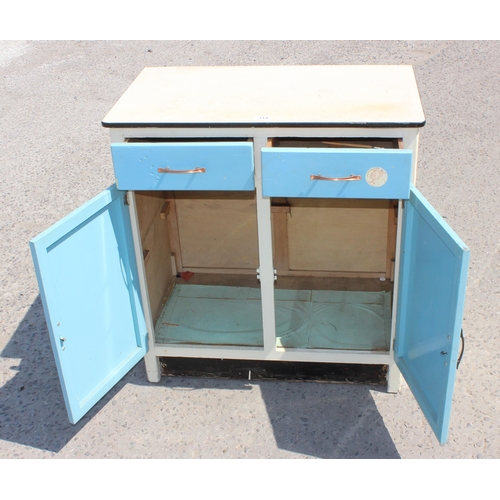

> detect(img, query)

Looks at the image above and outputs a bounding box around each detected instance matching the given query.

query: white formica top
[102,65,425,128]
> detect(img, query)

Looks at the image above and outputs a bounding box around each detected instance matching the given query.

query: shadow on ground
[0,298,400,458]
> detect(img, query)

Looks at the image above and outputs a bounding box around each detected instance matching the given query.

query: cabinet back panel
[175,192,259,270]
[286,200,389,273]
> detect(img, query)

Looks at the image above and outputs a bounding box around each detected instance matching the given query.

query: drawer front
[262,148,412,199]
[111,142,255,191]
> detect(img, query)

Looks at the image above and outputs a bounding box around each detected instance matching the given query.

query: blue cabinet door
[396,186,469,444]
[30,185,147,424]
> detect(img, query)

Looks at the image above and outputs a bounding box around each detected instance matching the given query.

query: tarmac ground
[1,40,499,461]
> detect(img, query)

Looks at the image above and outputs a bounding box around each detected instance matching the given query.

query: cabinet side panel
[135,192,174,324]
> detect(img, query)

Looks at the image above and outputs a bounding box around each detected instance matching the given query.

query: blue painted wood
[30,185,147,424]
[395,186,469,444]
[261,148,412,199]
[111,142,255,191]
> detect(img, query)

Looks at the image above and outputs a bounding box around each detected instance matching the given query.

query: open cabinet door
[30,185,148,424]
[395,186,469,444]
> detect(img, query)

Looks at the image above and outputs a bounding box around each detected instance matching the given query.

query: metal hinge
[124,192,129,206]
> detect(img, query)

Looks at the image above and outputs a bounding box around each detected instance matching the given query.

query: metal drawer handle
[157,167,206,174]
[310,174,361,182]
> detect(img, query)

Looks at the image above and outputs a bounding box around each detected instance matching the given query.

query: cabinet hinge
[124,192,129,206]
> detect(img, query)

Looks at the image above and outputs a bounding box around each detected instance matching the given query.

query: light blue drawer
[262,148,412,199]
[111,142,255,191]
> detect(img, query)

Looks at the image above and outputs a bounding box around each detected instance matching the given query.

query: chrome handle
[158,167,206,174]
[310,174,362,182]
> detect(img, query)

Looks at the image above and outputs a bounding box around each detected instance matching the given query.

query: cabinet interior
[136,189,264,347]
[135,137,400,352]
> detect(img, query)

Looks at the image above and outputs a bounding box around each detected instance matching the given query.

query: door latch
[457,329,465,369]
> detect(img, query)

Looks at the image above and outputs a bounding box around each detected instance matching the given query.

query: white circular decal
[366,167,388,187]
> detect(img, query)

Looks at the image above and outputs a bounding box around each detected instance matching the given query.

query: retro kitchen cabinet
[30,66,469,444]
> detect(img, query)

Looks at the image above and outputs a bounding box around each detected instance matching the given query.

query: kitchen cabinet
[30,66,469,444]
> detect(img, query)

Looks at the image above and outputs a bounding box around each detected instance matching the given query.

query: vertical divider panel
[254,136,277,355]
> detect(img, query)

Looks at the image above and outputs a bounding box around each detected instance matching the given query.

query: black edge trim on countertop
[101,120,427,129]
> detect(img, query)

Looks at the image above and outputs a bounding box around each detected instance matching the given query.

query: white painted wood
[387,362,402,393]
[402,129,420,184]
[111,126,415,141]
[103,66,425,127]
[153,343,392,364]
[387,200,405,391]
[109,129,125,143]
[253,136,277,356]
[128,191,161,383]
